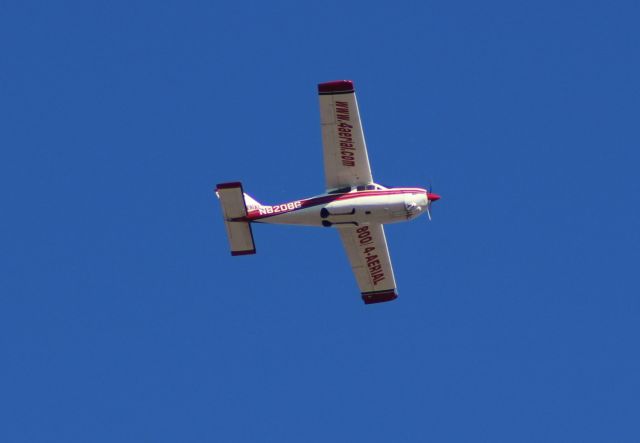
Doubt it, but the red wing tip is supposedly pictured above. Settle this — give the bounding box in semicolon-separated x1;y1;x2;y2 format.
318;80;354;94
231;249;256;256
216;181;243;190
361;290;398;304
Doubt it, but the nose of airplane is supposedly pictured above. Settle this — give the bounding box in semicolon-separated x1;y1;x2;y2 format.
427;193;441;202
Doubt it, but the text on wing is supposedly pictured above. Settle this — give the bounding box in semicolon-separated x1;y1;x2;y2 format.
336;101;355;167
356;226;386;285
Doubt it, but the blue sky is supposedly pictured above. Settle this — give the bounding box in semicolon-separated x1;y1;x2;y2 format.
2;1;639;441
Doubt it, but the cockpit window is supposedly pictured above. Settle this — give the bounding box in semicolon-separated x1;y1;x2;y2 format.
347;183;390;192
353;184;387;191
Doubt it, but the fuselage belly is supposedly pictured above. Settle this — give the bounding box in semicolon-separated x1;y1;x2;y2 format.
248;187;431;228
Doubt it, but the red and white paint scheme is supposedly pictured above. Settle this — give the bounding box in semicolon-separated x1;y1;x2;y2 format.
215;80;440;305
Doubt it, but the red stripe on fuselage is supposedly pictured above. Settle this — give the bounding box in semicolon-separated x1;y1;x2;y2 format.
247;188;425;221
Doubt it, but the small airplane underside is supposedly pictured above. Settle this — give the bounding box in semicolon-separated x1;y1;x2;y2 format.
215;80;440;305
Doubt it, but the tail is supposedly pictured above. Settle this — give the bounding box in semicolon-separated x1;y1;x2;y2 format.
215;182;256;256
242;192;263;212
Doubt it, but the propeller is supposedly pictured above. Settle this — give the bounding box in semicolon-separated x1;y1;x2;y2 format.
425;182;440;221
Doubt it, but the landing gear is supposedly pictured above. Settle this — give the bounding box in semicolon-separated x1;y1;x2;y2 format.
320;207;355;218
320;207;358;227
322;220;359;227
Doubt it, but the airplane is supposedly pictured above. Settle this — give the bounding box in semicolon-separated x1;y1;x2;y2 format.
215;80;440;304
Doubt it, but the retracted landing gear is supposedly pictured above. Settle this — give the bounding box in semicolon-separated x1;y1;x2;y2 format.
320;207;358;227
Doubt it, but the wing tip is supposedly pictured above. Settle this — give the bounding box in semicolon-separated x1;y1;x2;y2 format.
318;80;354;94
231;248;256;256
361;289;398;304
216;181;243;191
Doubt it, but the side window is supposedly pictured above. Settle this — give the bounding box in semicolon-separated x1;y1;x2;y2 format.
357;185;366;191
366;185;376;190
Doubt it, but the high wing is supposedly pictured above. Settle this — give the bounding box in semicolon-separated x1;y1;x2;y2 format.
337;224;398;304
318;80;373;191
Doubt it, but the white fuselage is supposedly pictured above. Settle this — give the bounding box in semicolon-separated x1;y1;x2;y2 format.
247;187;430;228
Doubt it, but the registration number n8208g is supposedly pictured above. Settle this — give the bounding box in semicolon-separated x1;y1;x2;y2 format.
258;201;302;215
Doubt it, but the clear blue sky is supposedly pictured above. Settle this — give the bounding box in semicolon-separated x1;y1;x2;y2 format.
2;1;639;441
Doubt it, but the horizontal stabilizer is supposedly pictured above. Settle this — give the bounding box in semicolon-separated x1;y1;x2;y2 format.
216;182;256;256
